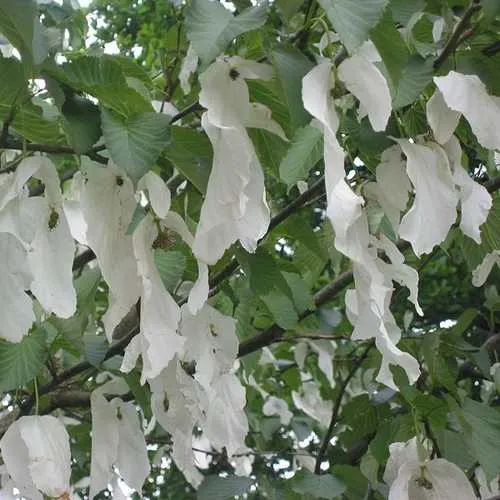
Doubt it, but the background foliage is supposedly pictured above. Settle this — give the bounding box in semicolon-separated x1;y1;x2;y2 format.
0;0;499;498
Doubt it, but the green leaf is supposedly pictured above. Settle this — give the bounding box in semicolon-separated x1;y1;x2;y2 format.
459;398;500;481
163;126;213;194
82;333;108;367
291;470;346;499
270;47;314;130
197;476;253;500
279;125;323;188
10;102;61;143
0;328;48;391
154;250;187;294
248;128;288;179
393;55;434;109
371;7;409;89
0;56;28;106
282;271;314;314
62;94;101;153
126;203;148;235
0;0;47;65
101;109;171;183
342;395;378;437
185;0;267;66
318;0;388;54
48;56;153;117
236;247;298;329
456;51;500;97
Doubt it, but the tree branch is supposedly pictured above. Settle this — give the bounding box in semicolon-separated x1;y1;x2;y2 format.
238;269;353;357
4;139;108;164
314;341;374;474
434;1;481;69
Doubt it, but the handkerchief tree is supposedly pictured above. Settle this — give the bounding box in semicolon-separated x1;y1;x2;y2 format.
0;0;499;498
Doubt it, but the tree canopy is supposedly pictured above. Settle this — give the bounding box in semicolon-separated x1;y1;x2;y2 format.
0;0;499;498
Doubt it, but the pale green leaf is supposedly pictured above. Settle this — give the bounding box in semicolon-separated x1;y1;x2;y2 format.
318;0;388;54
0;0;47;65
460;398;500;481
197;476;253;500
0;328;48;391
185;0;267;65
270;47;314;130
392;55;434;109
101;109;171;183
82;333;108;367
163;126;212;194
279;125;323;188
154;250;187;293
371;7;409;89
62;95;101;153
291;470;346;499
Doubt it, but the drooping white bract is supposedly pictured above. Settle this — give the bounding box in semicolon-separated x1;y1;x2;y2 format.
150;359;205;487
292;381;333;428
89;375;150;498
397;140;458;256
373;235;423;316
444;136;492;244
0;233;35;342
434;71;500;150
203;373;249;457
77;161;140;340
346;258;421;390
124;214;185;382
384;437;476;500
180;303;249;457
193;56;285;265
307;340;335;387
302;61;368;261
426;89;461;145
179;43;199;95
0;157;76;320
137;171;172;219
262;396;293;425
180;303;238;389
338;52;392;132
0;415;71;500
302;63;420;388
472;251;500;287
28;159;77;318
370;145;412;231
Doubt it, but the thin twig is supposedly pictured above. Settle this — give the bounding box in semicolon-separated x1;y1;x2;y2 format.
434;1;481;69
314;341;374;474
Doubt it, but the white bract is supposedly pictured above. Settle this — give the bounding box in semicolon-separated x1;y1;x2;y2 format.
125;214;185;381
77;161;140;341
444;136;492;243
89;376;150;498
338;52;392;132
0;415;71;500
434;71;500;150
302;63;421;388
472;250;500;287
384;437;476;500
371;145;412;231
0;156;77;340
179;43;199;95
398;140;458;256
180;303;238;389
193;56;286;265
426;89;460;144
